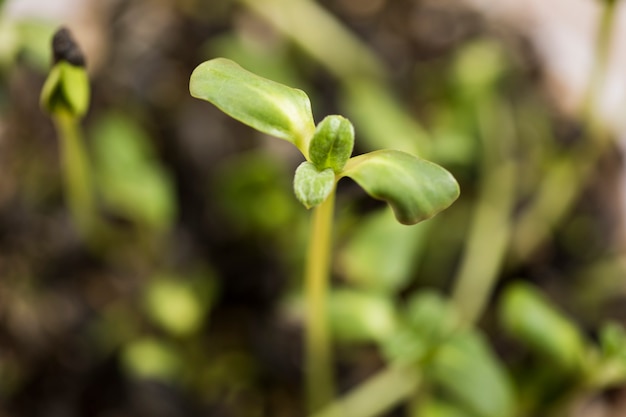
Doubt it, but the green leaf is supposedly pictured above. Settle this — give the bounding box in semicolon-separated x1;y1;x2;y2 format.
341;150;460;225
328;289;397;343
189;58;316;154
382;291;458;365
293;161;335;209
600;321;626;360
121;338;181;381
214;151;298;234
430;331;516;417
404;292;459;341
499;282;587;372
40;60;90;118
309;115;354;172
416;398;477;417
144;274;214;338
339;208;430;293
92;113;176;232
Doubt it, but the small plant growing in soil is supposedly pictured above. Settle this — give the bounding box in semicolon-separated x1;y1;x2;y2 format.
40;27;95;238
189;57;460;412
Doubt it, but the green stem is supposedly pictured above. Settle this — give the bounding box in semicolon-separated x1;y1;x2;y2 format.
451;161;516;325
451;97;517;325
54;110;95;238
305;189;337;414
511;0;618;263
238;0;383;79
310;364;421;417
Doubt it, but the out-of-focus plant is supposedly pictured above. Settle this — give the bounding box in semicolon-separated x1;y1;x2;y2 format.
39;27;177;248
189;57;460;413
40;27;95;239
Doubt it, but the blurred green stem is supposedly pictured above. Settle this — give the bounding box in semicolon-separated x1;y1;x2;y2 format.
451;97;517;325
305;189;336;414
54;110;96;237
511;0;617;262
451;162;516;325
238;0;383;79
311;364;421;417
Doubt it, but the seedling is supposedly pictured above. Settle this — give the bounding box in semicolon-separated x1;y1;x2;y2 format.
40;27;94;238
189;58;459;412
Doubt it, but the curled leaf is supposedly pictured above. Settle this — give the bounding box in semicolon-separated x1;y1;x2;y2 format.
189;58;316;154
309;115;354;173
341;150;460;225
293;161;335;209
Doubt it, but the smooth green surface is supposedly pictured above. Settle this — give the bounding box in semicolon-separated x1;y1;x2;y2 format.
190;58;316;155
328;289;397;343
40;61;90;118
305;190;337;413
340;78;431;157
341;150;460;225
338;208;430;293
500;282;587;371
416;399;475;417
122;338;181;381
382;291;458;365
311;364;420;417
144;277;207;337
92;113;176;232
430;331;515;417
54;111;96;238
293;161;335;209
309;115;354;173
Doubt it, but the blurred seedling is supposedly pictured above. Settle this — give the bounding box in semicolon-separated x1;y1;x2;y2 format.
189;58;460;413
40;28;177;249
40;27;94;239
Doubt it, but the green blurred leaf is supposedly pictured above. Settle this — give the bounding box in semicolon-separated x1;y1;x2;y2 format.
190;57;316;154
499;282;587;372
452;39;507;98
0;18;20;69
416;398;475;417
594;321;626;386
341;150;459;225
429;108;478;167
338;208;430;293
16;21;56;69
382;291;458;365
92;113;176;232
340;78;431;157
430;331;516;417
40;60;90;118
382;326;429;366
144;274;215;338
404;291;459;340
600;321;626;360
293;161;335;209
328;289;397;343
214;151;298;234
122;338;181;381
309;115;354;173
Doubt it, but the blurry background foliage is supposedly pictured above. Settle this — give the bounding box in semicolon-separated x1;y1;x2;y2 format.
2;0;626;416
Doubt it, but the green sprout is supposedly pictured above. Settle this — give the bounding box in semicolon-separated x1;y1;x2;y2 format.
189;57;460;412
40;27;94;239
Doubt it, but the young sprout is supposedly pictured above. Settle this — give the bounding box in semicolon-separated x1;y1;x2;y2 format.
40;27;94;239
189;58;460;412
